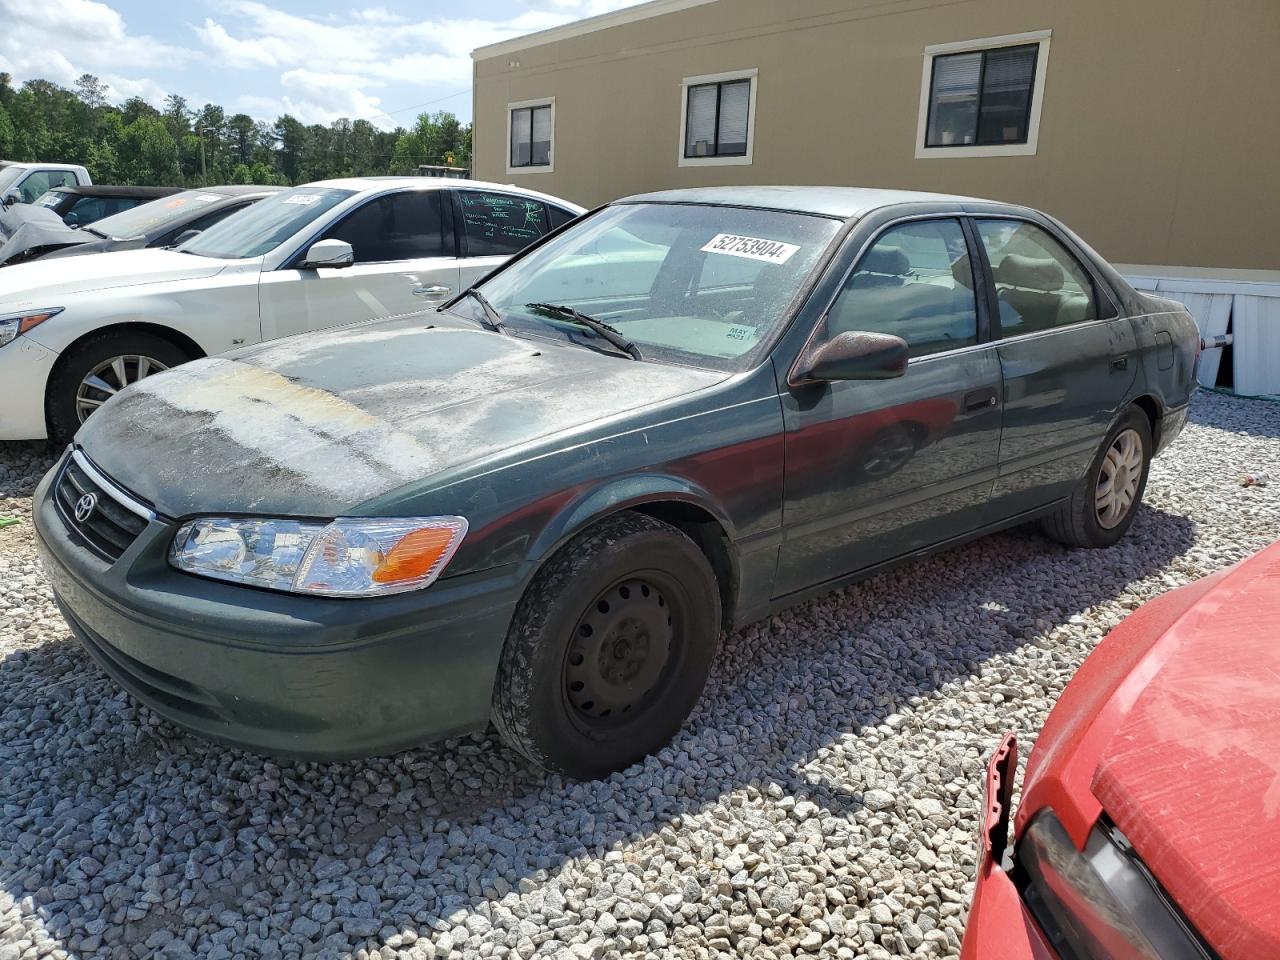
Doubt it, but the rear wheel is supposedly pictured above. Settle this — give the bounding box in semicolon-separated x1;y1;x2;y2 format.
46;330;189;443
491;512;721;779
1042;407;1152;548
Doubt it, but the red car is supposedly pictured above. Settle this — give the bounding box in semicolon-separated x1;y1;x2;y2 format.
962;541;1280;960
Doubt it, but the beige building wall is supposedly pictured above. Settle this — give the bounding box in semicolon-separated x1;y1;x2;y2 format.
473;0;1279;271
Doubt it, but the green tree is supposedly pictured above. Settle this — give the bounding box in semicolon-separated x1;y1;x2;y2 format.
118;115;181;185
74;74;110;110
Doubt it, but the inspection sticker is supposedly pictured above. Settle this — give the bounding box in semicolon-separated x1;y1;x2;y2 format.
195;194;222;202
701;233;800;264
283;194;322;205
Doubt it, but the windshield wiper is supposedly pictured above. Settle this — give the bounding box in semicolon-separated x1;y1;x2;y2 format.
525;302;642;360
450;288;507;334
83;226;107;239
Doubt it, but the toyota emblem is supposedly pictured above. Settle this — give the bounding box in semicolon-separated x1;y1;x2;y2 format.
74;492;98;523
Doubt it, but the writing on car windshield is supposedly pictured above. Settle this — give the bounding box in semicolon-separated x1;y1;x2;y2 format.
178;187;354;260
452;202;841;372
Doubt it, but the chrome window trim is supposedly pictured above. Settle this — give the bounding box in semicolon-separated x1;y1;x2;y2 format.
71;449;156;523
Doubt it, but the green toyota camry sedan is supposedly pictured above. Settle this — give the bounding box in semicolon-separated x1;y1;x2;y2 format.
34;186;1199;779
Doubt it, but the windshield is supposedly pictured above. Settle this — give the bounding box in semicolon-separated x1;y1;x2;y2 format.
452;202;842;372
91;190;225;240
34;190;68;211
178;186;353;259
0;167;24;195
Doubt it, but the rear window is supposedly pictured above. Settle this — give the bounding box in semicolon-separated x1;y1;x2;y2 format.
91;190;226;240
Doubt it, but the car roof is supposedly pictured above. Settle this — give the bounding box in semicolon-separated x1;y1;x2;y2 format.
0;161;84;172
194;184;288;197
618;185;995;219
302;176;587;212
54;185;182;199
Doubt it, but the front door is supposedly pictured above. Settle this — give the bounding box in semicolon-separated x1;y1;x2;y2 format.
258;189;460;342
776;218;1003;597
972;218;1138;516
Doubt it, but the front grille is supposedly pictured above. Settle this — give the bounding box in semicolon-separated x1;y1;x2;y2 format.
53;452;153;561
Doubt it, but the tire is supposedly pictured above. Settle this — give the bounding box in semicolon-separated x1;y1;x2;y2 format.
46;330;191;444
1042;407;1152;548
491;511;722;779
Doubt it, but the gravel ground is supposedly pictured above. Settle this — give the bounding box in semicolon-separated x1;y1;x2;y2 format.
1;391;1277;960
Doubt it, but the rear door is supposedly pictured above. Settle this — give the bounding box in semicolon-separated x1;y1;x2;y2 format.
775;216;1003;596
971;217;1137;517
454;189;567;289
258;188;460;340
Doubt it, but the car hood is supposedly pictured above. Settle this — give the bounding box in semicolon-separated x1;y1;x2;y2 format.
0;208;84;265
0;247;228;304
1088;543;1280;959
77;314;725;517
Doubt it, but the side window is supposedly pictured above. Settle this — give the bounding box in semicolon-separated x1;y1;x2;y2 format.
322;191;447;263
975;220;1096;335
547;205;578;230
459;191;549;257
19;171;73;203
825;218;978;358
65;197;110;224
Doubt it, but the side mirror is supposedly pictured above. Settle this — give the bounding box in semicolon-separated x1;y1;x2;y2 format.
792;330;909;385
301;238;354;269
170;229;201;247
1;191;18;207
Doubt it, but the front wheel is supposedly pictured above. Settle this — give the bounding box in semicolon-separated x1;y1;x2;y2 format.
1042;407;1152;548
46;330;190;443
491;512;721;779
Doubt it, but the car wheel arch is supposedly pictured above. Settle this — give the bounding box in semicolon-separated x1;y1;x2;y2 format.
1130;393;1163;445
525;477;739;630
49;321;206;373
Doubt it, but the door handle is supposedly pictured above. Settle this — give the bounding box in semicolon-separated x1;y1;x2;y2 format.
413;284;452;300
963;387;999;413
1110;355;1129;371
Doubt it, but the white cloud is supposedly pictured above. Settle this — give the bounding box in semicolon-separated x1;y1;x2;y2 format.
0;0;196;100
0;0;652;127
193;1;648;127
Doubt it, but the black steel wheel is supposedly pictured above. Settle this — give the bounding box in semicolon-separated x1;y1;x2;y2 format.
492;512;721;779
563;575;679;725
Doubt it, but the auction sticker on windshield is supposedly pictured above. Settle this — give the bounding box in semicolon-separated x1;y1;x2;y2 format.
700;233;800;264
283;194;322;205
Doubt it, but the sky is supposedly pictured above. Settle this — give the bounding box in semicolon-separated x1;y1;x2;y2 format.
0;0;648;128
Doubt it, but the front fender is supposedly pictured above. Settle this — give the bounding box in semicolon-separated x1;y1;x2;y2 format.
528;472;737;564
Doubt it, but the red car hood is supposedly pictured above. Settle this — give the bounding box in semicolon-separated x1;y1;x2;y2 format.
1074;543;1280;959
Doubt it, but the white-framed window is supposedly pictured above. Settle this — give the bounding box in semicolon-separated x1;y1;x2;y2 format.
678;68;757;167
915;30;1051;159
507;97;555;174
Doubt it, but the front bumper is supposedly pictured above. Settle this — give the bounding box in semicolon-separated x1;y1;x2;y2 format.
33;459;524;759
0;335;58;440
962;860;1057;960
961;734;1057;960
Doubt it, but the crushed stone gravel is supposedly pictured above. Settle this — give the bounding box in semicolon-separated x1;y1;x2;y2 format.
1;391;1277;960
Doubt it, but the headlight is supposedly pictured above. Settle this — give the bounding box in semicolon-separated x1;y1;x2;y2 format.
0;307;63;347
170;516;468;597
1016;812;1214;959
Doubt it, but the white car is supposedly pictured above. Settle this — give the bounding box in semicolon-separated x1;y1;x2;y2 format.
0;162;92;206
0;177;584;441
